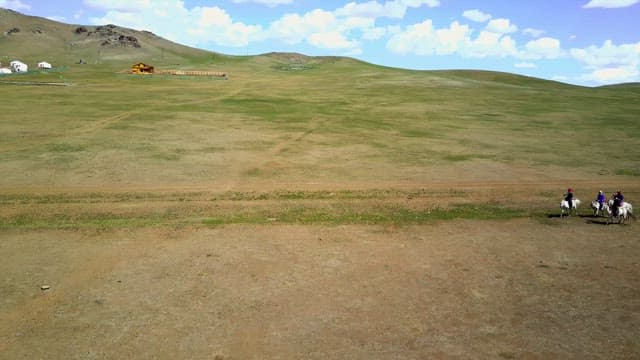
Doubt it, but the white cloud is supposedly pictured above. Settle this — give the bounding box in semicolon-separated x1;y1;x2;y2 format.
83;0;152;11
336;0;440;19
342;16;376;30
335;1;386;18
199;7;232;28
523;37;564;59
193;7;263;47
90;3;264;48
386;19;434;55
387;20;471;56
386;25;402;35
515;62;537;68
436;21;471;54
362;27;387;40
571;40;640;84
485;18;518;34
465;31;518;58
308;31;359;50
579;66;639;83
386;19;519;58
267;9;337;45
231;0;294;6
0;0;30;10
80;0;444;55
571;40;640;68
462;9;491;22
387;18;569;61
523;28;545;38
583;0;640;8
265;6;397;53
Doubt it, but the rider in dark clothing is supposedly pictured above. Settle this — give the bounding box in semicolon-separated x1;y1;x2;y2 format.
565;188;574;210
612;191;624;216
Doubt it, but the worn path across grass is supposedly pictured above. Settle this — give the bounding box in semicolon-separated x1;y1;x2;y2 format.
2;180;638;230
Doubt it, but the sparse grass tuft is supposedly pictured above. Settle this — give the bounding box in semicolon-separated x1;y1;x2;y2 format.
201;203;526;227
615;168;640;177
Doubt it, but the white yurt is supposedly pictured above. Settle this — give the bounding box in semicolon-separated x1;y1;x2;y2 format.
38;61;52;69
10;60;28;72
0;68;12;74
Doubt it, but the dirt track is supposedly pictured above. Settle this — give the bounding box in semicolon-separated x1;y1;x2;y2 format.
1;208;639;359
1;180;639;359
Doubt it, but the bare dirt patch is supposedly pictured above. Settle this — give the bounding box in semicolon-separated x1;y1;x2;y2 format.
1;218;638;359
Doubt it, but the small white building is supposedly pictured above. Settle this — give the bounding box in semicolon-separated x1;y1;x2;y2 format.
38;61;52;69
10;60;28;72
0;68;12;74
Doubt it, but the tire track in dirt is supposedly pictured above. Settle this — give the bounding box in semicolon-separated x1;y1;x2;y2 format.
1;83;247;156
71;111;133;136
68;83;247;136
1;179;638;197
271;118;326;155
222;117;328;190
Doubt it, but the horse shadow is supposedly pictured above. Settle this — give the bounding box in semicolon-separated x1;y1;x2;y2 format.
585;218;609;225
547;213;613;226
546;213;593;219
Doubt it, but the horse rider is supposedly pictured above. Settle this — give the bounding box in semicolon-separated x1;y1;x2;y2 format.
565;188;574;210
612;190;624;216
596;190;606;211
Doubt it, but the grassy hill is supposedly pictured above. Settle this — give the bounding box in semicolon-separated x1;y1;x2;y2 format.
1;8;639;205
0;8;222;67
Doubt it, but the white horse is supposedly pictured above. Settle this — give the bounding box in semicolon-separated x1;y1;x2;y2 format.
606;205;629;224
560;199;580;218
607;200;635;223
591;200;609;217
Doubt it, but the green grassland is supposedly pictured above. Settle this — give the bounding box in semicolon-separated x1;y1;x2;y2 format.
2;56;638;187
1;9;639;228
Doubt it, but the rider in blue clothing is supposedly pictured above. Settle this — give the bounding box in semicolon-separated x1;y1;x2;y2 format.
596;190;606;211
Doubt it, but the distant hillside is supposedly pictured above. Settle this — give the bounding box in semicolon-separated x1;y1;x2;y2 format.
0;8;221;67
3;7;638;88
597;82;640;91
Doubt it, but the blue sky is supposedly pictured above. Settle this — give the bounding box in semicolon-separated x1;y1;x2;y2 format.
2;0;639;86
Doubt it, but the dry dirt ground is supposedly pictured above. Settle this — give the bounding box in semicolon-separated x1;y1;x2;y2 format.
1;195;639;359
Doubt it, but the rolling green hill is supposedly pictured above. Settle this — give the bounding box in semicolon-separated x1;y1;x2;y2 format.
1;8;639;193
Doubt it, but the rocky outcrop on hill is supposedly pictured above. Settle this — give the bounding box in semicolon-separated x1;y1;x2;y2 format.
74;24;141;48
101;34;141;48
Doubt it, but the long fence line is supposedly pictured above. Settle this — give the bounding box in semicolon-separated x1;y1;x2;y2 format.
120;68;228;80
117;73;228;81
154;69;227;78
